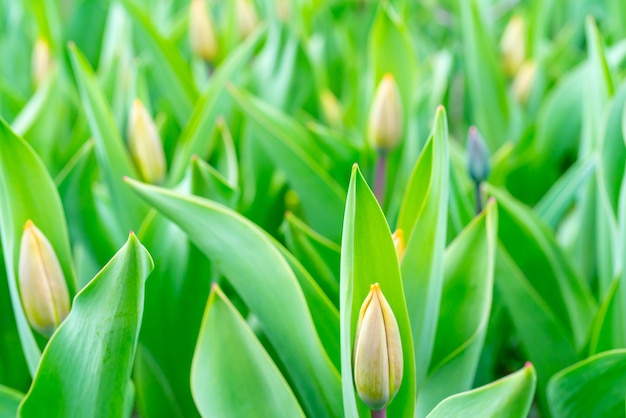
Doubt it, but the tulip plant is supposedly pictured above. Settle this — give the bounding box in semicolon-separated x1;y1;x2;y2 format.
1;0;626;417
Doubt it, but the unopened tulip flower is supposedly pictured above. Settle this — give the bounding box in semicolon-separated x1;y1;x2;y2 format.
353;283;403;412
320;89;343;129
19;220;70;337
127;99;167;184
236;0;258;39
500;15;526;76
466;126;490;184
392;229;405;262
32;37;53;87
189;0;218;62
512;61;537;105
367;74;403;153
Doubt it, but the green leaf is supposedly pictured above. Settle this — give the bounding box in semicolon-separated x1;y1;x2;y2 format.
417;200;497;415
229;85;346;241
69;44;148;238
396;106;449;389
0;117;76;375
340;165;416;418
168;28;266;184
426;364;536;418
190;157;240;208
587;277;622;355
18;233;154;417
121;0;196;125
126;179;342;417
191;285;305;418
0;385;22;418
548;349;626;418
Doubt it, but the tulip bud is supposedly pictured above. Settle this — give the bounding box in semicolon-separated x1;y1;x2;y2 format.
500;15;526;76
353;283;403;411
466;126;490;184
127;99;167;184
512;61;537;105
236;0;258;39
18;220;70;337
189;0;218;62
320;89;343;129
368;74;403;153
392;229;405;262
32;37;53;87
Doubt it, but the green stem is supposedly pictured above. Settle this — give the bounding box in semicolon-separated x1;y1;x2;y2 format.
474;180;483;214
371;408;387;418
374;152;388;206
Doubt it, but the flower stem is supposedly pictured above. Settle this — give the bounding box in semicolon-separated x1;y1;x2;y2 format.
371;408;387;418
474;180;483;215
374;152;388;206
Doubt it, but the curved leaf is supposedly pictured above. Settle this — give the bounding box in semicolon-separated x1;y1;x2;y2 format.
0;385;22;418
18;233;153;417
191;285;305;418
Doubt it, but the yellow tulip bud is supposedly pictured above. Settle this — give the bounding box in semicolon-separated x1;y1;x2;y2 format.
320;89;343;129
500;15;526;76
127;99;167;184
189;0;218;62
353;283;403;411
512;61;537;105
236;0;259;39
368;74;403;153
32;37;53;87
392;229;405;262
18;220;70;337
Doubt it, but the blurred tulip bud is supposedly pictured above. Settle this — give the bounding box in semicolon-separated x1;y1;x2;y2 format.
467;126;490;183
353;283;403;411
392;229;405;262
236;0;258;39
127;99;167;184
189;0;218;62
19;220;70;337
32;37;53;87
276;0;290;21
320;89;343;129
368;74;403;153
512;61;537;105
500;15;526;76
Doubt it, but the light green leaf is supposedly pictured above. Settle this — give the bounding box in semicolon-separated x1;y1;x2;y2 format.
191;285;305;418
340;165;416;418
0;118;76;375
426;364;536;418
0;385;23;418
396;106;449;389
190;157;240;208
126;179;342;417
18;233;154;417
69;44;148;238
548;349;626;418
417;200;497;415
229;85;346;241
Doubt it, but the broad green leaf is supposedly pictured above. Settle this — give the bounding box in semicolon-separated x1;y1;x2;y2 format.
168;27;266;184
282;212;340;304
0;118;76;375
340;165;416;418
459;0;509;150
229;85;346;241
548;349;626;418
69;44;148;238
121;0;196;125
417;200;497;415
600;82;626;212
535;156;595;229
0;385;22;418
191;285;305;418
587;277;622;355
126;179;342;417
486;184;596;348
426;364;536;418
18;233;154;417
396;106;449;389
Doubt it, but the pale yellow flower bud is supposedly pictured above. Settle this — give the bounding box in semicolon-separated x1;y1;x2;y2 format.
19;220;70;337
500;15;526;76
392;229;405;262
368;74;403;153
353;283;403;411
236;0;259;39
320;89;343;129
127;99;167;184
512;61;537;105
32;37;53;87
189;0;218;62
